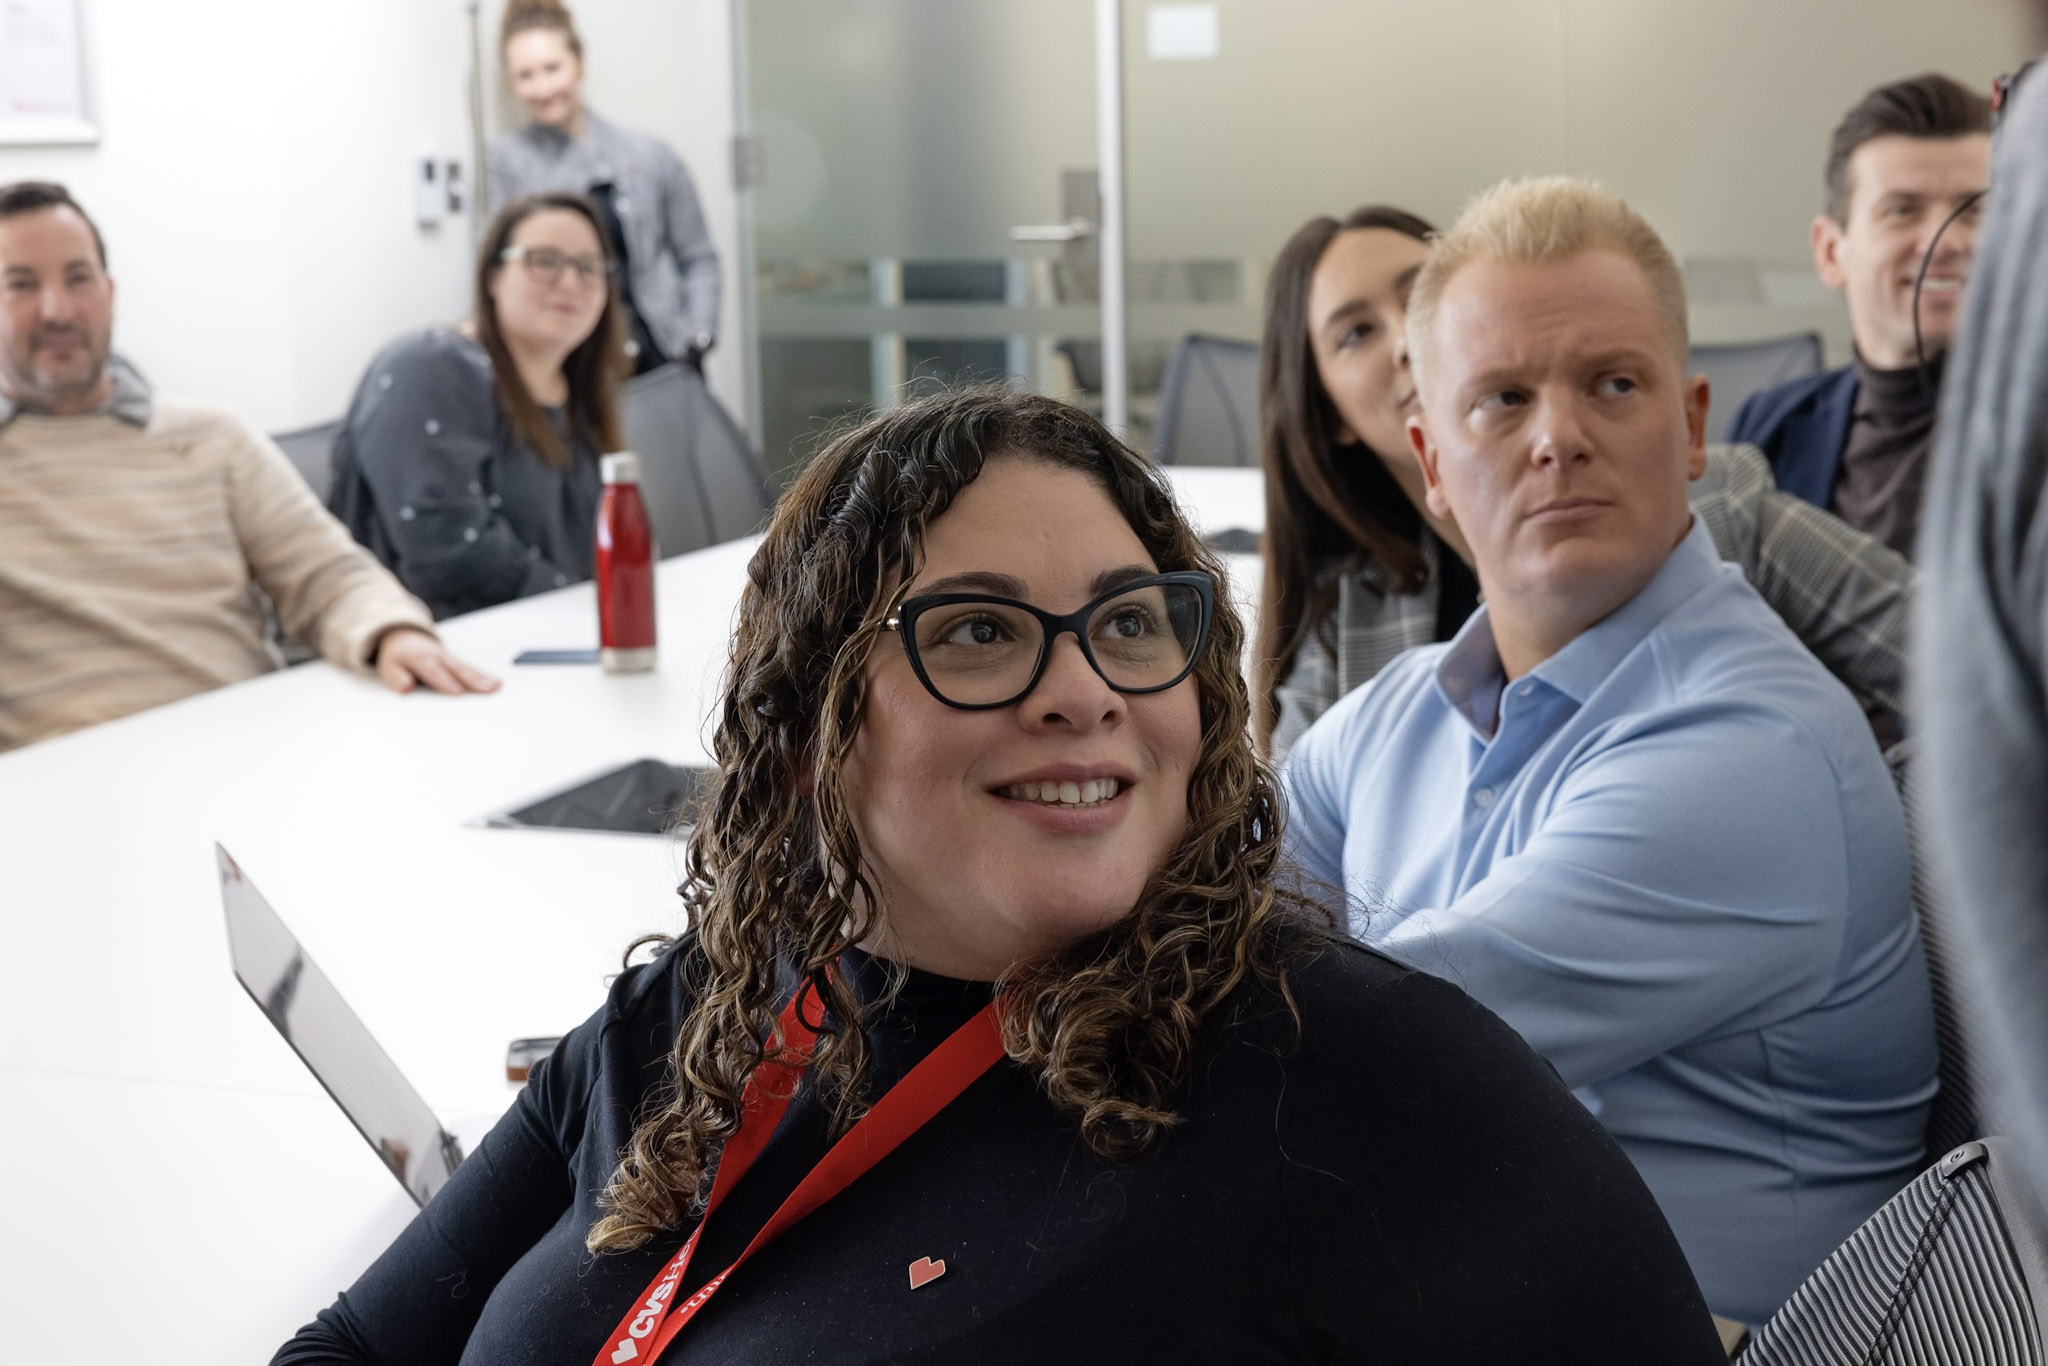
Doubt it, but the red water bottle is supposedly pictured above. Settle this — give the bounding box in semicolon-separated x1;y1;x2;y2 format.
595;452;657;672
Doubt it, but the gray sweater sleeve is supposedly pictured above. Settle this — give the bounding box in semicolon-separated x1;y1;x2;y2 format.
339;333;578;617
485;136;522;214
657;142;721;344
1916;73;2048;1177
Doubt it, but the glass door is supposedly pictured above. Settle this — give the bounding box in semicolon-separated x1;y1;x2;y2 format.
734;0;1140;481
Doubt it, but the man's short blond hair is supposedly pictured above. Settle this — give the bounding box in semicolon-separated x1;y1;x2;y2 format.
1407;176;1689;390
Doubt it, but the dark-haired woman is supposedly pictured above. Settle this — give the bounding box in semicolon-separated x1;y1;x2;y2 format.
489;0;718;374
328;193;623;620
275;387;1725;1364
1259;207;1915;757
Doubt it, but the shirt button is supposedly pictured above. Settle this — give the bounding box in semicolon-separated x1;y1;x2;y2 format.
554;573;568;586
398;505;416;521
468;480;482;494
616;196;632;214
463;527;480;543
1473;787;1496;809
425;419;441;435
488;494;503;508
378;373;393;390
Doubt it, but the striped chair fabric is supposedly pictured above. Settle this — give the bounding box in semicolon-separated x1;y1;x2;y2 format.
1742;1139;2047;1365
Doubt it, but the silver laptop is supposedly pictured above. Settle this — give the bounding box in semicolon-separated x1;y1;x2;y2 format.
217;843;462;1206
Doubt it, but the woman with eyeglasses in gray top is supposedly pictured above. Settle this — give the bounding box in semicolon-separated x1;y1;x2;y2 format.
327;193;625;619
489;0;719;376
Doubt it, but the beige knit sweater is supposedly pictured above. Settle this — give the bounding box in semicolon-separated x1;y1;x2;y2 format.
0;399;434;750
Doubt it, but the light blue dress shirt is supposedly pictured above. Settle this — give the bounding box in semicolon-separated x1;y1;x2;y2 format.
1282;519;1935;1325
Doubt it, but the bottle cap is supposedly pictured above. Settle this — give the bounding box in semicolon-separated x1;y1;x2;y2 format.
600;451;642;485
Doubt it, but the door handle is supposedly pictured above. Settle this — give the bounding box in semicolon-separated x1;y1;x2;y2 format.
1009;217;1098;243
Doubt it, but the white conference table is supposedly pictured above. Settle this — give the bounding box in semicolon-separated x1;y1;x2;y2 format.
0;465;1261;1360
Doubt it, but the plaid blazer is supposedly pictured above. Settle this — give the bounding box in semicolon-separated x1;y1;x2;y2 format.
1269;443;1914;760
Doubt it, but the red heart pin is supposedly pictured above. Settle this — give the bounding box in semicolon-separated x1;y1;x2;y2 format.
907;1255;947;1290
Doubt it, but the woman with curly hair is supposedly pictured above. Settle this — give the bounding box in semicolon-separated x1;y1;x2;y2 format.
274;388;1723;1363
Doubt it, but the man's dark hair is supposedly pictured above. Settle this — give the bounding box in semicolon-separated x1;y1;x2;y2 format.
0;180;107;268
1825;74;1992;222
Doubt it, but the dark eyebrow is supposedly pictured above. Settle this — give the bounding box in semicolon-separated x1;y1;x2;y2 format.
1089;564;1159;597
1392;263;1422;300
913;570;1028;598
1318;298;1373;336
910;563;1157;602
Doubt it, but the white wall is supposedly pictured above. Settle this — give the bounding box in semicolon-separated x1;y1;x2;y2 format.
0;0;742;434
1;0;477;431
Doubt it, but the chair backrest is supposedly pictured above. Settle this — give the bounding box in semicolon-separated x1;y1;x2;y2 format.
1689;332;1825;444
1153;333;1260;467
620;362;773;557
270;419;343;504
1889;739;1995;1159
1742;1137;2048;1365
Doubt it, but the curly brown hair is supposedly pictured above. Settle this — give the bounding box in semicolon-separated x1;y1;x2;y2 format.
588;386;1318;1254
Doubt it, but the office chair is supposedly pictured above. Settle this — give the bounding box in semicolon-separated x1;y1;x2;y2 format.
270;419;344;504
1689;333;1825;443
620;362;773;557
1742;1137;2048;1365
1153;333;1259;467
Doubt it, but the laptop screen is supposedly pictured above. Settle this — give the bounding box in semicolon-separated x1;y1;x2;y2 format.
217;843;461;1206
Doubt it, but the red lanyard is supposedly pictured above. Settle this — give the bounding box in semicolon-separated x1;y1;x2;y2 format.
594;980;1006;1366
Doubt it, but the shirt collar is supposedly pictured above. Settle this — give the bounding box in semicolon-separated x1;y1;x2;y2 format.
0;354;153;428
1853;346;1943;418
1435;516;1723;729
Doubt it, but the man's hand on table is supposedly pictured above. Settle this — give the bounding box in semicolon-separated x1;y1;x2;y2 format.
372;627;501;696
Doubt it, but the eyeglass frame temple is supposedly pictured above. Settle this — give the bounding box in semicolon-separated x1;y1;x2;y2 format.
880;570;1215;712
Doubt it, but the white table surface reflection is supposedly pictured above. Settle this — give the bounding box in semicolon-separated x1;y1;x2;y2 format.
0;465;1263;1358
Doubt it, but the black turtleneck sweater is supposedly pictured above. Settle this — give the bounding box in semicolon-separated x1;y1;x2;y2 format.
1836;351;1945;559
272;923;1723;1364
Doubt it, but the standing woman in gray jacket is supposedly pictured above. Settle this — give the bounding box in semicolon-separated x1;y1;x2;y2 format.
490;0;720;375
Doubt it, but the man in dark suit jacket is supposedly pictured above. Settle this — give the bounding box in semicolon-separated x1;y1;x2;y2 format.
1729;74;1989;559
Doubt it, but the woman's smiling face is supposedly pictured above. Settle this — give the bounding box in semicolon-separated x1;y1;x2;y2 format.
843;455;1203;980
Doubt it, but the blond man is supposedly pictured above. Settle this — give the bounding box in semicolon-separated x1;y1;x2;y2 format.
1282;177;1934;1325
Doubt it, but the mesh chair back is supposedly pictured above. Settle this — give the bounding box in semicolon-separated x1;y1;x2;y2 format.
1154;333;1260;467
1690;333;1825;443
1742;1138;2048;1365
620;362;773;557
270;420;343;503
1888;740;1994;1158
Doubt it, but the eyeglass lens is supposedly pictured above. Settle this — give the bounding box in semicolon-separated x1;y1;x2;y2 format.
516;247;608;285
910;581;1205;706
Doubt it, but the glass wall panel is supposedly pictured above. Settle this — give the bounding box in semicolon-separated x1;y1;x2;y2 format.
739;0;2032;475
1120;0;2031;432
743;0;1110;478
